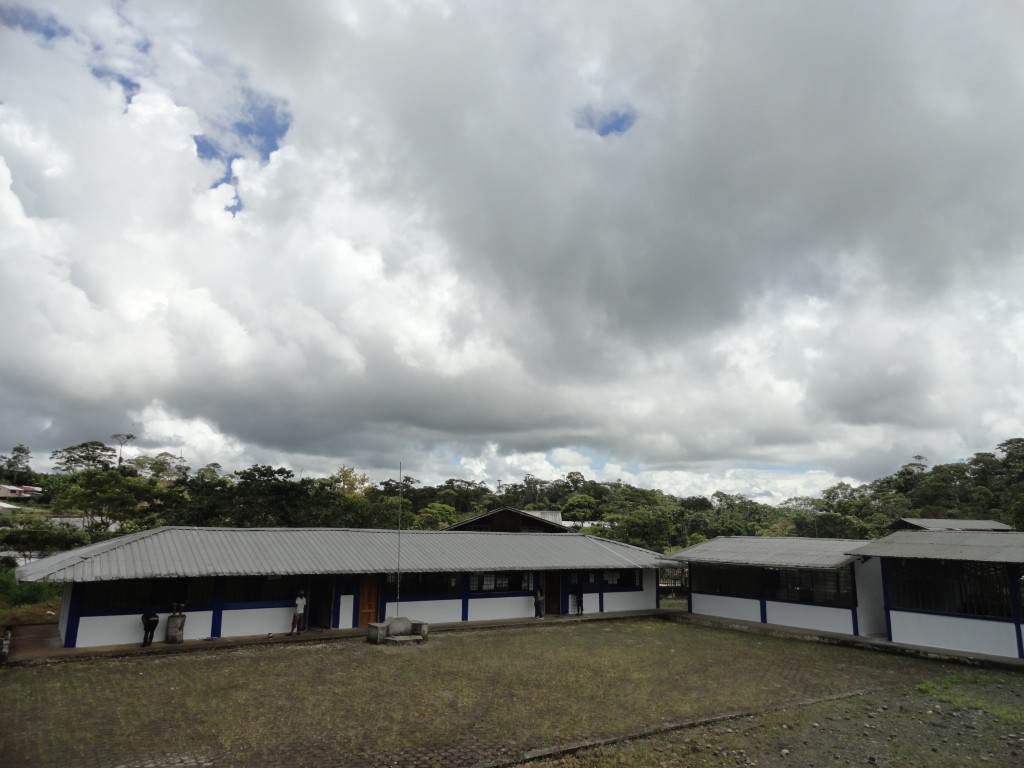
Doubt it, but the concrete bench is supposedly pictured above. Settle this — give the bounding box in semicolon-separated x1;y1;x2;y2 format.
366;617;429;645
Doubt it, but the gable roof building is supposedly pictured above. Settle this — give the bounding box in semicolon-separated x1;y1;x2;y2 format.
664;536;886;638
18;526;663;649
847;531;1024;659
445;507;570;533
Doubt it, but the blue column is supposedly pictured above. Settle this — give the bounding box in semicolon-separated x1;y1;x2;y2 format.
210;577;224;639
331;575;342;630
1007;564;1023;659
64;583;83;648
880;559;893;642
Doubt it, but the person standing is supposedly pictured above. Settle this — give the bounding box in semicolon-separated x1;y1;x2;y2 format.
572;582;584;615
141;612;159;647
290;590;307;636
534;587;545;619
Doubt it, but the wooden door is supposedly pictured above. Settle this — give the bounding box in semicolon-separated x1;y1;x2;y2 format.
358;576;380;627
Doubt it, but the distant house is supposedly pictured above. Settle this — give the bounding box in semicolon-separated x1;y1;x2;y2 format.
16;526;663;649
892;518;1012;533
0;501;19;514
0;485;24;499
664;536;886;638
848;531;1024;659
446;507;570;533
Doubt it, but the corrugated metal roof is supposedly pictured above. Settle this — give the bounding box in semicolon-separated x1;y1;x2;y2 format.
847;531;1024;563
16;526;664;583
662;536;864;569
896;518;1013;532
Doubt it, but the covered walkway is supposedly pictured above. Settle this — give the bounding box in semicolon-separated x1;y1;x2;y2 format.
4;608;675;665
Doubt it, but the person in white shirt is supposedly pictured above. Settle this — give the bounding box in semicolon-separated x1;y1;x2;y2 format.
290;590;307;636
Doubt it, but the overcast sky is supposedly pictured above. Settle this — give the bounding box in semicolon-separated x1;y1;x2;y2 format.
2;1;1023;503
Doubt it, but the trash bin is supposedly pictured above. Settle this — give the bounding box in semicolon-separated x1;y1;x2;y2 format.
165;605;186;644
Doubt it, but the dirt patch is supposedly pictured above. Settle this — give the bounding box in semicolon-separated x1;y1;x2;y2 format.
532;671;1024;767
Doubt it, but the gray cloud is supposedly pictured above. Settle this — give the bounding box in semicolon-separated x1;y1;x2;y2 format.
1;0;1023;502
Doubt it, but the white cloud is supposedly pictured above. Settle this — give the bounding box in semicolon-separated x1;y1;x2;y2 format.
3;1;1024;504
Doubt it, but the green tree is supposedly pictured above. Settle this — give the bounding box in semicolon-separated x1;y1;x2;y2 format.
50;441;117;473
50;468;161;531
412;502;457;530
230;465;302;527
604;506;675;551
791;512;868;539
127;452;189;483
1;444;34;484
561;493;599;522
330;465;372;497
0;514;91;557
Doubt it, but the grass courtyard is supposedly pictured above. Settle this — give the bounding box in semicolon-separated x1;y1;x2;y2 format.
1;618;1021;767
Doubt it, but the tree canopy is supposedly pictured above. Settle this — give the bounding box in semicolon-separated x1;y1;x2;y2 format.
7;437;1024;556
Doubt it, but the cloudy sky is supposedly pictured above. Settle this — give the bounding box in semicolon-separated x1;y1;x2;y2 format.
2;1;1024;502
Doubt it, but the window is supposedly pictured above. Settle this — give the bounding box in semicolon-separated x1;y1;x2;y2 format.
601;569;642;590
81;578;217;611
386;572;461;598
766;567;854;608
468;571;535;593
223;576;294;604
690;564;761;599
82;580;152;611
888;559;1011;619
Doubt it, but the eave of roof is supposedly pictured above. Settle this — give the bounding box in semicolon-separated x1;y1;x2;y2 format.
848;530;1024;563
896;517;1012;532
663;536;865;569
16;526;664;583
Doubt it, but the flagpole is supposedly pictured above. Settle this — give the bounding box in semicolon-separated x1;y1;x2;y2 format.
396;461;403;616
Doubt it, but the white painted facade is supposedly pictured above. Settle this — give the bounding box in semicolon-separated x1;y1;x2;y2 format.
853;557;887;636
604;576;657;612
888;611;1020;658
75;611;215;648
221;607;294;638
57;569;659;648
467;595;536;622
764;601;854;634
690;593;762;623
384;599;463;624
687;558;887;639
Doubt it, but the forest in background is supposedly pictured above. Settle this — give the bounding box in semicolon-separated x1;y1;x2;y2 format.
2;437;1024;559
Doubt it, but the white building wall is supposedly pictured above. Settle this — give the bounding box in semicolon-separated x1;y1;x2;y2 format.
580;593;598;614
76;611;214;648
469;595;535;621
691;593;762;622
603;572;658;612
337;594;355;629
854;558;886;636
384;599;462;624
765;601;853;634
889;611;1020;658
221;607;293;637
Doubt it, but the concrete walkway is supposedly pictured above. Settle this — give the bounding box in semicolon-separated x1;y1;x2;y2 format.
4;609;673;665
7;607;1024;672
